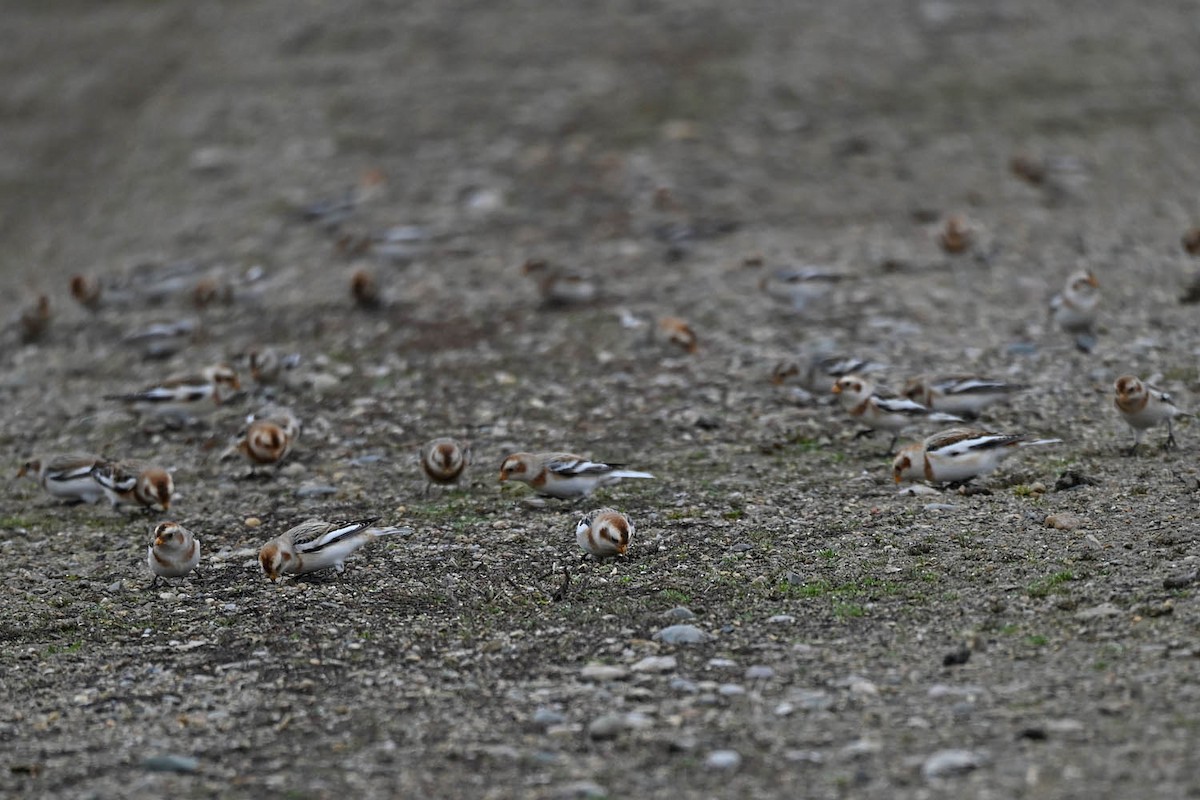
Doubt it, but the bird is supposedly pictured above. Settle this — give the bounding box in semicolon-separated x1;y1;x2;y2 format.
105;364;242;419
91;459;174;511
832;375;962;454
658;316;698;354
1050;269;1100;352
498;452;654;499
893;428;1062;486
17;453;106;504
231;408;301;472
575;508;635;559
900;375;1028;419
1114;375;1181;454
420;438;470;493
772;353;886;394
258;517;411;582
521;259;599;308
759;266;845;313
146;521;201;588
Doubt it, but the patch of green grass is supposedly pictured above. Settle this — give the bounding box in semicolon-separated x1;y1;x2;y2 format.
721;509;744;521
999;623;1020;635
0;515;33;529
45;641;83;656
818;549;838;561
1027;570;1075;598
791;437;823;453
833;602;866;619
659;588;691;605
1026;634;1049;647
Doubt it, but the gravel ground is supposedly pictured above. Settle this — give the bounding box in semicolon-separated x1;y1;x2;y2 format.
2;2;1200;798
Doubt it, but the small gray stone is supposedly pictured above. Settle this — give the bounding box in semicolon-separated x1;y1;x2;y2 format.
728;542;753;553
631;655;677;673
142;754;199;773
555;780;608;799
745;665;775;680
1075;602;1121;620
669;677;698;693
580;664;628;681
294;483;337;499
662;607;696;620
767;614;795;624
921;749;981;779
706;658;737;670
705;749;742;770
532;707;566;728
654;624;712;645
588;713;628;740
718;683;746;697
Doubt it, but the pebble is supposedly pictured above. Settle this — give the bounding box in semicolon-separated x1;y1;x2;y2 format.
745;665;775;680
767;614;795;624
1163;570;1198;589
924;503;959;512
294;483;337;499
921;749;982;779
669;677;698;693
142;754;199;773
580;664;628;681
1075;602;1121;620
555;780;608;799
706;658;737;670
662;607;696;620
244;517;262;528
631;655;677;673
718;683;746;697
653;624;712;645
728;542;753;553
1044;513;1080;531
587;713;627;740
705;750;742;770
532;708;566;728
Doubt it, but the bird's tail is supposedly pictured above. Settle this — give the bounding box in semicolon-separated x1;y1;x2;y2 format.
611;470;654;480
1019;438;1063;448
928;412;964;423
370;526;415;537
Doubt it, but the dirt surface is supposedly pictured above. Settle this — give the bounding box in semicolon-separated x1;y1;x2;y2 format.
2;1;1200;798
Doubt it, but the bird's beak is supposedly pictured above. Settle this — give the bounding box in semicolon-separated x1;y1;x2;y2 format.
498;471;508;482
1086;274;1099;288
831;382;842;394
893;471;902;484
15;467;26;479
160;500;170;511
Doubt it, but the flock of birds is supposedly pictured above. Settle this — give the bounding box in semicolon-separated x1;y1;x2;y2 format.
8;180;1194;595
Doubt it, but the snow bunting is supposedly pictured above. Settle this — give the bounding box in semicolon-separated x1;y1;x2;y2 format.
576;508;635;558
105;364;242;417
772;354;885;393
893;428;1062;486
1050;269;1100;352
258;517;411;582
658;316;698;354
146;521;200;587
938;215;973;254
91;460;174;511
420;437;470;493
832;375;962;454
901;375;1028;419
244;347;302;385
521;259;599;307
233;408;301;471
16;294;50;344
498;452;654;499
350;268;382;309
1114;375;1180;454
17;453;106;504
759;266;845;312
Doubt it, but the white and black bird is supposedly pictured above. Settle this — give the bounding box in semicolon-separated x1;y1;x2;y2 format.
258;517;411;582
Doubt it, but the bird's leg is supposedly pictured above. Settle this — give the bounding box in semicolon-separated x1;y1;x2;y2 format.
882;433;898;457
147;575;161;590
1164;419;1177;451
551;563;571;602
853;428;875;440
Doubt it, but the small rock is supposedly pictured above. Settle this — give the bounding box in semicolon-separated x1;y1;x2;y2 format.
555;780;608;799
706;658;737;670
921;749;981;779
653;624;712;645
924;503;959;512
1006;342;1038;356
717;683;746;697
532;708;566;728
662;607;696;620
899;484;941;497
669;677;698;693
1044;513;1080;531
728;542;753;553
1075;602;1121;620
745;665;775;680
580;664;628;682
631;655;677;673
279;463;306;477
1055;470;1100;491
774;702;795;716
587;713;627;740
943;645;971;666
244;517;262;528
767;614;795;624
295;483;337;499
705;750;742;770
1163;570;1198;589
142;754;199;773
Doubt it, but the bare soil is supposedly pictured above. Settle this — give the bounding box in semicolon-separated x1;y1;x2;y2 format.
2;2;1200;798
